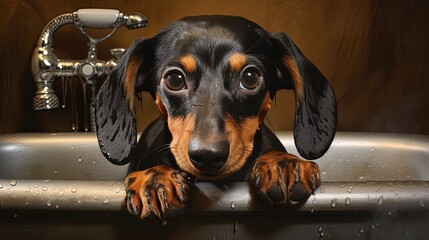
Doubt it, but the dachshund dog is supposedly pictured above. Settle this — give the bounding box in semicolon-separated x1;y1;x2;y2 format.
95;15;336;222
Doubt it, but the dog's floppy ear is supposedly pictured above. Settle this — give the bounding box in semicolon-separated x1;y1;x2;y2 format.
272;32;337;160
95;38;156;165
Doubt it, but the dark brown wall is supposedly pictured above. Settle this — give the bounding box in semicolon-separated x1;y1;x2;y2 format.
1;0;428;134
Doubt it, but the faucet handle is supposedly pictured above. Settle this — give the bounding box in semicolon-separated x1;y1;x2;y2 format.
73;9;147;60
75;9;147;29
76;9;121;28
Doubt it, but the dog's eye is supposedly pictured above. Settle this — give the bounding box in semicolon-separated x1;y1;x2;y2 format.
240;68;262;90
163;69;186;91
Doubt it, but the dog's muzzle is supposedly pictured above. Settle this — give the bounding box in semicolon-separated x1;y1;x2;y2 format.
188;137;229;175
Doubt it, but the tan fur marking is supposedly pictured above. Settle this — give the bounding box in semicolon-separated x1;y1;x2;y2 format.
155;94;168;121
168;115;199;177
258;92;272;124
229;53;247;72
124;59;139;111
222;114;259;176
180;54;197;73
220;92;271;177
283;57;304;101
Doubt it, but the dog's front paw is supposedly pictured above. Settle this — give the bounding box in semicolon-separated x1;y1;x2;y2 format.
125;165;190;223
250;151;321;206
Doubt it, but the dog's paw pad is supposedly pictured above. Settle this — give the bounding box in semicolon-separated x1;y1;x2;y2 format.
289;182;311;202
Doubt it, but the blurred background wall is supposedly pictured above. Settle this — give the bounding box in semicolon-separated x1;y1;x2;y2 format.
1;0;428;134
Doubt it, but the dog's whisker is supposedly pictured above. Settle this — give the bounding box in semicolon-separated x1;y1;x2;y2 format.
143;144;171;161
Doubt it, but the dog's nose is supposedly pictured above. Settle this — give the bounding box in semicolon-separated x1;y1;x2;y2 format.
188;138;229;173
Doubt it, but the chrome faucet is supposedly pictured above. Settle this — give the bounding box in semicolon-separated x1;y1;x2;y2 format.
31;9;147;130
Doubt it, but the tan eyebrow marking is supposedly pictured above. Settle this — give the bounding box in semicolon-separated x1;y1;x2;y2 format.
229;53;247;72
180;54;197;73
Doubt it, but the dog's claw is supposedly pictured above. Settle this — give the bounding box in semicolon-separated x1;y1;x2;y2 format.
126;190;140;215
250;151;321;206
254;172;261;188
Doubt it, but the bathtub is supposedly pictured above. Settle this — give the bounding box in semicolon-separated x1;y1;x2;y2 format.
1;132;428;239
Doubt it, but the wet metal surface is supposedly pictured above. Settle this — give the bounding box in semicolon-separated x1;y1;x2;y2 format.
1;132;429;239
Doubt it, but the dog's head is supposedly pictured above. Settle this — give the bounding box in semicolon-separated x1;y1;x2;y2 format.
95;15;336;180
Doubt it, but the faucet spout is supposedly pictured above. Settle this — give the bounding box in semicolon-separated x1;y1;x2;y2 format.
31;9;147;112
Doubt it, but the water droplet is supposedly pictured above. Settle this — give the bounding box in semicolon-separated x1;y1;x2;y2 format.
55;205;59;209
71;188;78;193
77;199;82;204
78;157;83;163
318;224;324;237
92;160;96;165
370;147;375;151
25;188;31;192
70;145;75;150
10;180;17;186
310;208;315;213
358;176;364;180
54;169;58;175
0;184;3;189
13;213;18;218
331;198;337;208
102;198;110;204
359;225;365;233
345;197;351;206
230;202;236;209
115;186;122;193
419;200;425;207
34;184;38;188
378;195;384;205
43;179;51;183
42;187;48;191
347;186;353;193
46;200;52;207
162;220;167;225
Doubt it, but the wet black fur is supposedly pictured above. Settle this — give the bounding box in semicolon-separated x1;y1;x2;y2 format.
95;15;337;180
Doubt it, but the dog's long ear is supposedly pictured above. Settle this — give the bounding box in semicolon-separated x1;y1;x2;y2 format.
272;32;337;160
95;38;156;165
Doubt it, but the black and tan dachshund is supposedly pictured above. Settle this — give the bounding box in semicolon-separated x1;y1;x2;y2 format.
95;15;336;222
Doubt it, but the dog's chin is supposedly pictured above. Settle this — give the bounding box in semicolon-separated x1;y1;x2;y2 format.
179;165;242;181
